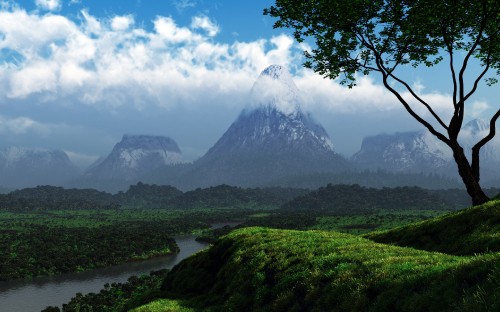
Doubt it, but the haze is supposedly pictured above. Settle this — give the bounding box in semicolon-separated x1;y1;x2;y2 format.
0;0;497;169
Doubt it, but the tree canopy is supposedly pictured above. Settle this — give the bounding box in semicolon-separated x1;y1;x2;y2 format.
265;0;500;205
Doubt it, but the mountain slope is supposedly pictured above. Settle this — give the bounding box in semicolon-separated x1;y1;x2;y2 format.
0;147;80;188
351;119;500;186
146;65;349;189
74;135;182;192
351;130;454;174
142;227;499;311
364;199;500;255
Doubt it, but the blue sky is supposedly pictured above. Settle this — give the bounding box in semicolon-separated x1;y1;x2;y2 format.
0;0;497;168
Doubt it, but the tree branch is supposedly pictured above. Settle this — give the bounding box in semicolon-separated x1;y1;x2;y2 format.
471;109;500;181
372;52;451;146
440;23;458;108
386;71;449;130
463;48;492;102
457;4;488;122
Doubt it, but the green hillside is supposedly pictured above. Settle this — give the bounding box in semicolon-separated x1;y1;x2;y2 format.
132;227;499;312
364;200;500;255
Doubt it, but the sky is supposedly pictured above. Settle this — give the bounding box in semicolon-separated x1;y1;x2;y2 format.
0;0;497;169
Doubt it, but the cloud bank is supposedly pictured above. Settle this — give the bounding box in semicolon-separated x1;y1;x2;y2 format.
0;6;476;112
0;6;493;124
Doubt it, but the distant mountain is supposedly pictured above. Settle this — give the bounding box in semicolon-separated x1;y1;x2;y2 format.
0;147;81;188
73;135;182;192
351;119;500;186
145;65;349;189
351;130;454;175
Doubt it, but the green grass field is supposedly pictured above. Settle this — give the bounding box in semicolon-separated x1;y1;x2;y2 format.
365;199;500;255
130;200;500;312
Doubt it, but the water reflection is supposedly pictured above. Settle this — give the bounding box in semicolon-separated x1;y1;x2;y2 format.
0;234;208;312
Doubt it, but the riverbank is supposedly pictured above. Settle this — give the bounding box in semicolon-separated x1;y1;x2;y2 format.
0;233;208;312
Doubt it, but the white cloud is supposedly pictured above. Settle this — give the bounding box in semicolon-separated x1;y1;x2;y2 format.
0;115;50;135
0;6;487;126
111;15;134;31
470;100;491;118
35;0;61;11
295;69;456;129
191;15;219;37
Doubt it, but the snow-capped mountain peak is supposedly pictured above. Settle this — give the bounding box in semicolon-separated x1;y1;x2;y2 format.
250;65;301;116
190;65;347;188
463;118;489;136
115;134;182;168
81;134;182;184
0;146;81;188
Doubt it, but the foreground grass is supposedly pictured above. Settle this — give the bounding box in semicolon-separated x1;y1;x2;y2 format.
131;299;195;312
311;209;448;234
148;227;499;312
365;200;500;255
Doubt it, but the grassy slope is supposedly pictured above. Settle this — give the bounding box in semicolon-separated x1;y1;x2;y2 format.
134;227;499;312
364;200;500;255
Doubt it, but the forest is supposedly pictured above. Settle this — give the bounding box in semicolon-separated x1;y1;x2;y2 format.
48;198;500;312
2;182;497;282
0;182;498;312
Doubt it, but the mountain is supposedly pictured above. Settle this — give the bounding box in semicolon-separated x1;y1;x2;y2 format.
351;118;500;186
351;130;454;174
146;65;349;189
0;147;81;188
74;135;182;192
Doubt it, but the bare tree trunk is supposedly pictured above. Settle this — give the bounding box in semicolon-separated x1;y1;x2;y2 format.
450;141;489;206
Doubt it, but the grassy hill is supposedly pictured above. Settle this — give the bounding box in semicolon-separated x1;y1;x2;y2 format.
54;199;500;312
364;200;500;255
131;226;499;312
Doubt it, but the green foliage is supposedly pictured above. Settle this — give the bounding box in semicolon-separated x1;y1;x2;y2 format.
42;269;170;312
282;184;453;213
131;299;195;312
157;227;499;311
265;0;499;87
164;184;308;210
268;170;463;190
312;209;448;235
116;182;183;209
0;222;178;281
0;185;118;211
365;200;500;255
0;184;308;212
265;0;500;206
0;208;253;281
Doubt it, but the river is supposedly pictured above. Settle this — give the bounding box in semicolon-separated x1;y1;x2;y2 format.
0;222;237;312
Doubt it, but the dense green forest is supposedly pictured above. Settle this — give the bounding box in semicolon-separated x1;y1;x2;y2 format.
282;184;451;213
133;201;500;311
0;186;119;211
2;182;493;282
0;184;309;212
0;222;177;280
0;183;472;280
0;208;252;281
29;186;499;311
2;183;496;213
42;269;170;312
267;170;463;190
116;183;309;210
2;182;499;311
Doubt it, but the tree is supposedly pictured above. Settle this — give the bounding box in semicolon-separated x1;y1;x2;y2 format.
264;0;499;205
